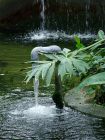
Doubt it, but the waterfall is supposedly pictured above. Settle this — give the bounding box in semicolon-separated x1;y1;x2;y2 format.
85;0;90;31
40;0;45;30
33;78;39;106
29;0;96;41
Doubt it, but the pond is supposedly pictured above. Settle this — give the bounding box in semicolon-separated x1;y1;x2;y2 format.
0;36;105;140
1;0;105;139
1;94;105;140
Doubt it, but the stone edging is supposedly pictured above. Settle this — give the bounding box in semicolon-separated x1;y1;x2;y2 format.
64;89;105;118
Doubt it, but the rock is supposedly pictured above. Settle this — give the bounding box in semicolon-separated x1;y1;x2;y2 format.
64;89;105;118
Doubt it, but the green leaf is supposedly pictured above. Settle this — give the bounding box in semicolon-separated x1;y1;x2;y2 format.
26;67;39;83
63;48;71;54
61;48;71;57
35;68;42;79
42;63;52;80
100;64;105;69
78;72;105;89
45;62;55;86
58;61;66;81
43;53;57;60
75;36;85;49
64;59;74;76
98;30;105;40
74;36;80;44
76;43;85;49
72;58;89;73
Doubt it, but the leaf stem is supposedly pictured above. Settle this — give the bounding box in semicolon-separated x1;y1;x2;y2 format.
78;38;105;53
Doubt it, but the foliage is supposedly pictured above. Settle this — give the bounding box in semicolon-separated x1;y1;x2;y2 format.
76;30;105;90
77;72;105;90
26;30;105;90
26;48;90;86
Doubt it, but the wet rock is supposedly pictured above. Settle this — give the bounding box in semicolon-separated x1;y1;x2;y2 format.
64;89;105;118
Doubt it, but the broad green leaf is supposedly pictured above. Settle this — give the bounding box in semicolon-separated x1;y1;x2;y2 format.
64;59;74;76
74;53;89;59
72;58;89;73
58;61;66;81
35;68;42;79
62;48;71;56
57;54;67;61
26;67;39;83
45;62;55;86
43;53;57;60
78;72;105;89
42;63;52;80
70;50;78;57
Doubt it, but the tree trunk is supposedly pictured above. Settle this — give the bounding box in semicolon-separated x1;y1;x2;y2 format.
52;66;64;109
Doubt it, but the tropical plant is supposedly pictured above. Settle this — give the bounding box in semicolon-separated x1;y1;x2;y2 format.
25;30;105;108
77;72;105;89
26;48;90;85
25;47;90;108
76;30;105;104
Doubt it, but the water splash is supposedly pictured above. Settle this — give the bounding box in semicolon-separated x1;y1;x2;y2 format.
11;104;69;118
85;0;90;31
26;30;96;41
23;105;69;118
33;78;39;106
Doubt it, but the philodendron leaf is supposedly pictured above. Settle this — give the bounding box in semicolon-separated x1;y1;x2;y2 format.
77;72;105;90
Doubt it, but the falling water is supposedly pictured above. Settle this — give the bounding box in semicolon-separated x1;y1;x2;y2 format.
28;0;96;41
85;0;90;31
33;78;39;106
40;0;45;30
